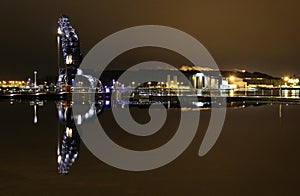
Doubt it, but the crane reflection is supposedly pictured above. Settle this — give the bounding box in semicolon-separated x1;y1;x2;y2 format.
56;100;104;175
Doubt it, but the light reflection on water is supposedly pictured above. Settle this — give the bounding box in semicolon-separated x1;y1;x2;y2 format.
1;98;300;194
0;98;290;174
220;89;300;97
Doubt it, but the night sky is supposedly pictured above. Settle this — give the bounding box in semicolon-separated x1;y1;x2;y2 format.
1;0;300;80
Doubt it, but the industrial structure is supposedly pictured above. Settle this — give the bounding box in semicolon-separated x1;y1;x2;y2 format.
57;15;102;92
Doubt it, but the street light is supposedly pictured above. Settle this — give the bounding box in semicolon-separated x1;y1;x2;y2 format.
57;36;61;77
34;71;37;88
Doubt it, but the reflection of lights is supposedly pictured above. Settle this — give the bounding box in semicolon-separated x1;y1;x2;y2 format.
57;145;60;156
88;109;94;116
57;155;62;163
104;87;110;93
283;90;289;98
77;69;83;75
33;105;38;124
193;102;204;107
66;127;73;137
105;100;110;106
77;115;82;125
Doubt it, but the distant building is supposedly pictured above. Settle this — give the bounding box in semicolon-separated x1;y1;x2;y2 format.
180;65;222;89
221;76;247;89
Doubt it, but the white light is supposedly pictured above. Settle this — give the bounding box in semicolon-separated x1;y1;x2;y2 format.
89;109;94;116
105;88;110;93
66;55;73;64
193;102;204;107
77;115;82;125
57;155;62;163
57;27;63;35
77;69;83;75
195;73;204;77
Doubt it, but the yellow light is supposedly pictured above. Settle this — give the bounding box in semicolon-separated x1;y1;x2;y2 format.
284;76;289;82
229;76;235;82
66;127;73;137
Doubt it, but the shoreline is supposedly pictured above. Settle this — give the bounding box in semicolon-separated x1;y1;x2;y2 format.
0;92;299;104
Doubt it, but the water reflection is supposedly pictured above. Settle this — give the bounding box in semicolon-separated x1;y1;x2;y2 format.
54;98;269;174
29;100;44;124
56;100;104;175
1;97;298;175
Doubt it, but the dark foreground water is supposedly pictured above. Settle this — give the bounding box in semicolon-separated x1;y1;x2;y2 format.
0;100;300;195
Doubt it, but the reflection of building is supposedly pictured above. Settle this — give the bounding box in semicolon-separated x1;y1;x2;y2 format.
57;101;80;175
56;100;104;175
57;124;80;175
29;100;44;124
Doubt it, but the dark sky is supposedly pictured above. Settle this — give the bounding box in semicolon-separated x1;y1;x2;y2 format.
0;0;300;80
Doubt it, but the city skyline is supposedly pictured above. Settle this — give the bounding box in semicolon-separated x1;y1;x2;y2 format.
1;1;300;194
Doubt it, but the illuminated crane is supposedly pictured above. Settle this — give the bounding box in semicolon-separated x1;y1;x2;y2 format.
57;15;82;88
57;15;103;93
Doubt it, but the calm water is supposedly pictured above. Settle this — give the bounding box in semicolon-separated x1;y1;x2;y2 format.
1;99;300;195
